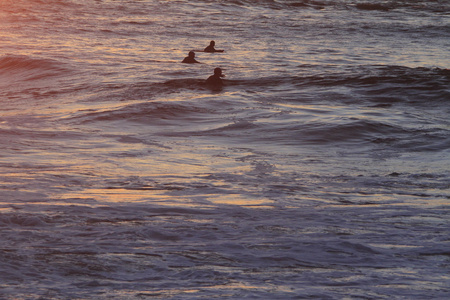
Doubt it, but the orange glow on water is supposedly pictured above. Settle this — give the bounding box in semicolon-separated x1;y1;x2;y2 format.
56;188;274;209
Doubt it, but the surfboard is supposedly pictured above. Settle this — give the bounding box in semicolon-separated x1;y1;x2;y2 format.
191;50;225;53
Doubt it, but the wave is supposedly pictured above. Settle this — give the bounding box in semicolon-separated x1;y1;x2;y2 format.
71;65;449;112
228;65;449;87
226;0;327;9
298;119;407;143
357;1;450;13
299;120;450;152
184;118;410;143
184;118;450;152
0;55;69;81
355;2;392;11
69;100;214;125
223;65;449;104
0;213;48;227
302;65;449;86
334;0;449;13
199;0;449;13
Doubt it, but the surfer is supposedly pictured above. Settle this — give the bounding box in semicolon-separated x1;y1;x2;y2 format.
182;51;200;63
206;67;225;87
204;40;224;53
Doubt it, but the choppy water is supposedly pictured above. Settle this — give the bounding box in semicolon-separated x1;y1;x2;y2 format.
1;0;449;299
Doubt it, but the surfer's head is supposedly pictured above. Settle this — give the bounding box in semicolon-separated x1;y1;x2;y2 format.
188;51;195;58
210;40;215;46
214;67;224;77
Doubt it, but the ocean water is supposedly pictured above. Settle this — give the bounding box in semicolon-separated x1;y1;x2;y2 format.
1;0;449;298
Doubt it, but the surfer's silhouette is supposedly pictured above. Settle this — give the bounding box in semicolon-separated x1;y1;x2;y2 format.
206;67;224;88
204;41;224;53
182;51;200;63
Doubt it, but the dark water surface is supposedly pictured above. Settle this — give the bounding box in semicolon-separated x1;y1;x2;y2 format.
1;0;449;298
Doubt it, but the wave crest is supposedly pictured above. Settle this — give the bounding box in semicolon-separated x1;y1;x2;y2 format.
0;55;68;81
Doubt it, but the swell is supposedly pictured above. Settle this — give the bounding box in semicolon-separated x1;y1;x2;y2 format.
301;65;449;88
195;118;450;153
69;65;449;125
68;100;214;125
0;55;70;82
173;118;446;146
298;120;450;151
59;63;449;153
229;65;450;105
354;1;450;13
225;0;327;9
229;65;449;87
200;0;449;13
